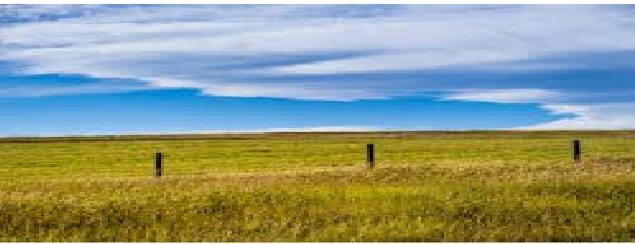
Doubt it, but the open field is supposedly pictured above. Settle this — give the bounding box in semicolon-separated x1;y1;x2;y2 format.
0;131;633;241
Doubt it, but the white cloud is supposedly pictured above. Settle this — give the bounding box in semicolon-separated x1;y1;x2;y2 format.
514;103;635;130
0;5;634;129
0;81;151;97
2;5;635;80
443;89;561;104
270;6;635;74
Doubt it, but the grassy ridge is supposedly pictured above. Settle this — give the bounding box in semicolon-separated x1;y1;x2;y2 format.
0;131;633;241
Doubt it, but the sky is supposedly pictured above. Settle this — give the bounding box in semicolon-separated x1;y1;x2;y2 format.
0;4;634;136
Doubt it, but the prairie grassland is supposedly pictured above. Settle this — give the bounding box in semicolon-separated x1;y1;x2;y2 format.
0;131;633;241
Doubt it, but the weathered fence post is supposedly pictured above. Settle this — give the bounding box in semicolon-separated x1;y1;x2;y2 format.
155;152;163;177
367;143;375;169
572;140;581;164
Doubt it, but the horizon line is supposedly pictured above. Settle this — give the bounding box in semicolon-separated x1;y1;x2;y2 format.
2;128;633;140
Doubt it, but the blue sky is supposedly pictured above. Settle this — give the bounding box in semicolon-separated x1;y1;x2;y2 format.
0;5;634;136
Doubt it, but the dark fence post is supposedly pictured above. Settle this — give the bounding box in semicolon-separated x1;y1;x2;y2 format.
155;152;163;177
572;140;581;164
367;143;375;169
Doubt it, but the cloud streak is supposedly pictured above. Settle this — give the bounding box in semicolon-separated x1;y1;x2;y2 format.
0;5;634;129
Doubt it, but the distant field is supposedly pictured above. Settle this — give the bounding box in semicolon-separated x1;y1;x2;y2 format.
0;131;633;241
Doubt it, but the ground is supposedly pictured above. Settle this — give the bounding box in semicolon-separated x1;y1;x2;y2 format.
0;131;633;241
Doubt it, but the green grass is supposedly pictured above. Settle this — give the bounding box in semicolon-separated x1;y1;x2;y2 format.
0;131;633;241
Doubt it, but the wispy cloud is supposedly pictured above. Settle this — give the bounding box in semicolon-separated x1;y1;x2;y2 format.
443;89;561;104
513;103;635;130
0;5;634;129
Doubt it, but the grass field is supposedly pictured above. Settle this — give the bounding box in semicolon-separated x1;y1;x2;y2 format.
0;131;633;241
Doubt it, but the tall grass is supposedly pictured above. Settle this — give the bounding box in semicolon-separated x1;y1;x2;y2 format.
0;131;633;241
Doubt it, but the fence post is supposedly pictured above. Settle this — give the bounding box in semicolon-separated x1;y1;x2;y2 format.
572;140;581;164
367;143;375;169
155;152;163;177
